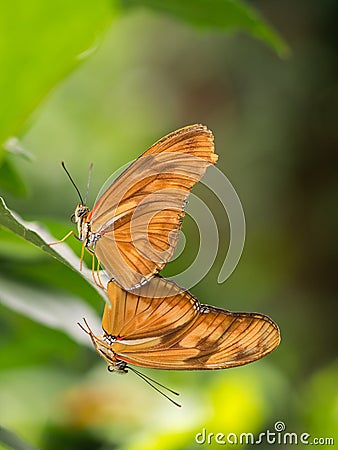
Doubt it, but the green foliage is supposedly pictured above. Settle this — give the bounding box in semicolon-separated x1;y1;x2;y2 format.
0;197;72;269
301;361;338;443
121;0;288;57
0;0;286;152
0;425;38;450
0;0;114;149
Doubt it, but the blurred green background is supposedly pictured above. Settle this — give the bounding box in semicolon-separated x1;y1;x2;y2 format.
0;1;337;449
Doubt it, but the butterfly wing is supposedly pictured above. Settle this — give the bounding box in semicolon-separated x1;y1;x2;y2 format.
102;276;197;341
99;277;280;370
90;124;217;289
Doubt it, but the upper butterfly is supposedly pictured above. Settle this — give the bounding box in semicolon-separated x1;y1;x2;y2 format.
57;124;217;290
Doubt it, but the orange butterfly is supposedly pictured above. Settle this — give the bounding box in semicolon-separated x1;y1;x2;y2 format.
58;124;217;290
79;276;280;405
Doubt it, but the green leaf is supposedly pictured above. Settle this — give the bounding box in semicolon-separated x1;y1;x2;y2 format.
121;0;289;57
0;196;108;295
0;196;72;269
0;0;117;148
0;425;38;450
0;226;43;260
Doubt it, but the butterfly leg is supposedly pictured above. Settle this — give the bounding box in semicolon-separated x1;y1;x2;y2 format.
86;248;106;290
77;318;100;351
49;230;77;246
50;231;89;275
95;258;106;291
79;240;86;271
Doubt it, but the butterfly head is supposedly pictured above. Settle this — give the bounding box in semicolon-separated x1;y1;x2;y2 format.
71;204;90;223
61;161;92;228
70;204;90;241
108;361;128;374
78;318;126;372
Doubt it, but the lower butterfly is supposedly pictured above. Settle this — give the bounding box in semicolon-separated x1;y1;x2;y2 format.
79;276;280;406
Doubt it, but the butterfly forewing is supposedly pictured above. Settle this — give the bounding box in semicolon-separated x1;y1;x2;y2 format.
95;277;280;370
89;124;217;289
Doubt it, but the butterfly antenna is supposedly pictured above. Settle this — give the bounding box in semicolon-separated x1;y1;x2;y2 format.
128;366;181;408
61;161;85;205
84;162;93;205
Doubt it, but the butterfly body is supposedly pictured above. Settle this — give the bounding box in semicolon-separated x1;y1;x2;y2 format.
107;360;128;374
